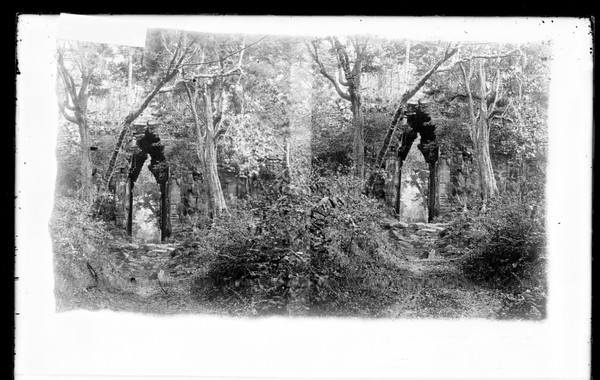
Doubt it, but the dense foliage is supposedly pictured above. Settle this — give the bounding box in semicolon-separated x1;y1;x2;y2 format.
461;195;547;318
52;32;551;319
188;172;407;316
50;197;123;302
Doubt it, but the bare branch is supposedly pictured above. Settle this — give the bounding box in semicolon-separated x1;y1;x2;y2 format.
184;81;205;141
165;32;184;74
332;37;353;83
487;60;503;118
203;83;215;134
338;66;350;86
349;37;366;77
77;73;90;112
237;36;247;69
459;61;476;124
492;114;514;123
62;90;77;111
58;100;79;124
160;31;175;57
182;36;266;68
193;67;242;79
307;41;351;101
213;37;246;137
463;50;519;61
401;45;458;102
57;51;80;109
477;60;488;116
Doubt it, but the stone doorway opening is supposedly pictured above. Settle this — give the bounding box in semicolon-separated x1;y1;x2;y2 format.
131;164;162;243
125;127;171;242
379;102;440;223
398;147;430;223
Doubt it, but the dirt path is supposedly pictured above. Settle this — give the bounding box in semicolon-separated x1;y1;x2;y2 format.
380;221;503;319
58;223;504;318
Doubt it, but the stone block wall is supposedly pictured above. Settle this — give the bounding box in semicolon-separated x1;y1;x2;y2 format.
168;169;207;235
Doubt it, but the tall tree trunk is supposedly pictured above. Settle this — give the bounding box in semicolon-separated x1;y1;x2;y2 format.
373;104;406;172
473;118;498;204
428;161;437;222
127;53;133;107
460;59;500;209
394;161;403;215
79;121;94;204
307;38;366;181
184;80;228;219
351;98;365;180
203;130;227;218
57;49;95;203
199;85;228;218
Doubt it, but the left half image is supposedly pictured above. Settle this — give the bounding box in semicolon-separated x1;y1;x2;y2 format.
51;26;251;313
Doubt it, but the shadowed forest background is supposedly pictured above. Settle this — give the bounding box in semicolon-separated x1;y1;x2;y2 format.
51;28;549;319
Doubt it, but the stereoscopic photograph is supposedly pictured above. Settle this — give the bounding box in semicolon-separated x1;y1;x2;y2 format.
47;19;557;320
15;14;594;380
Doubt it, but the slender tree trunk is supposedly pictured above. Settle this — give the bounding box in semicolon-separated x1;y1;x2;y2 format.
103;115;136;186
373;104;406;171
394;161;403;216
199;85;228;218
307;39;365;181
203;130;227;218
79;121;94;204
460;59;499;209
351;98;365;180
127;54;133;107
428;161;437;222
473;118;498;204
184;81;228;219
57;50;95;204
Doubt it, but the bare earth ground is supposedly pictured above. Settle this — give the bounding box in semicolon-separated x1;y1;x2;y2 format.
56;223;504;319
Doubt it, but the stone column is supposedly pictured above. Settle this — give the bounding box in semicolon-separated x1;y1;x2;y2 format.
169;172;182;236
436;158;452;215
114;168;130;231
160;177;171;241
384;153;399;208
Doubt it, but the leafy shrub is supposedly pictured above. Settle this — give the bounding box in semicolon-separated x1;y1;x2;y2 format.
50;196;117;302
497;286;547;320
461;196;547;291
437;214;488;252
55;144;81;196
191;173;406;316
92;192;117;221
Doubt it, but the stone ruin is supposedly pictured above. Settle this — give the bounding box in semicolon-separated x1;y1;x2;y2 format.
371;100;483;222
110;113;284;241
110;100;494;239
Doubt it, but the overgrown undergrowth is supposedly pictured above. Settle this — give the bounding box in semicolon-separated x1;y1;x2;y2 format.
458;196;547;319
189;174;410;317
50;175;548;319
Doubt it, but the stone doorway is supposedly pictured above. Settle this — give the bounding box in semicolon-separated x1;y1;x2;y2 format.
398;147;430;223
115;126;171;242
131;164;162;243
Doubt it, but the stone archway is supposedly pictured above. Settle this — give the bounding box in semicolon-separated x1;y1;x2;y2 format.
114;125;171;241
383;102;439;223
